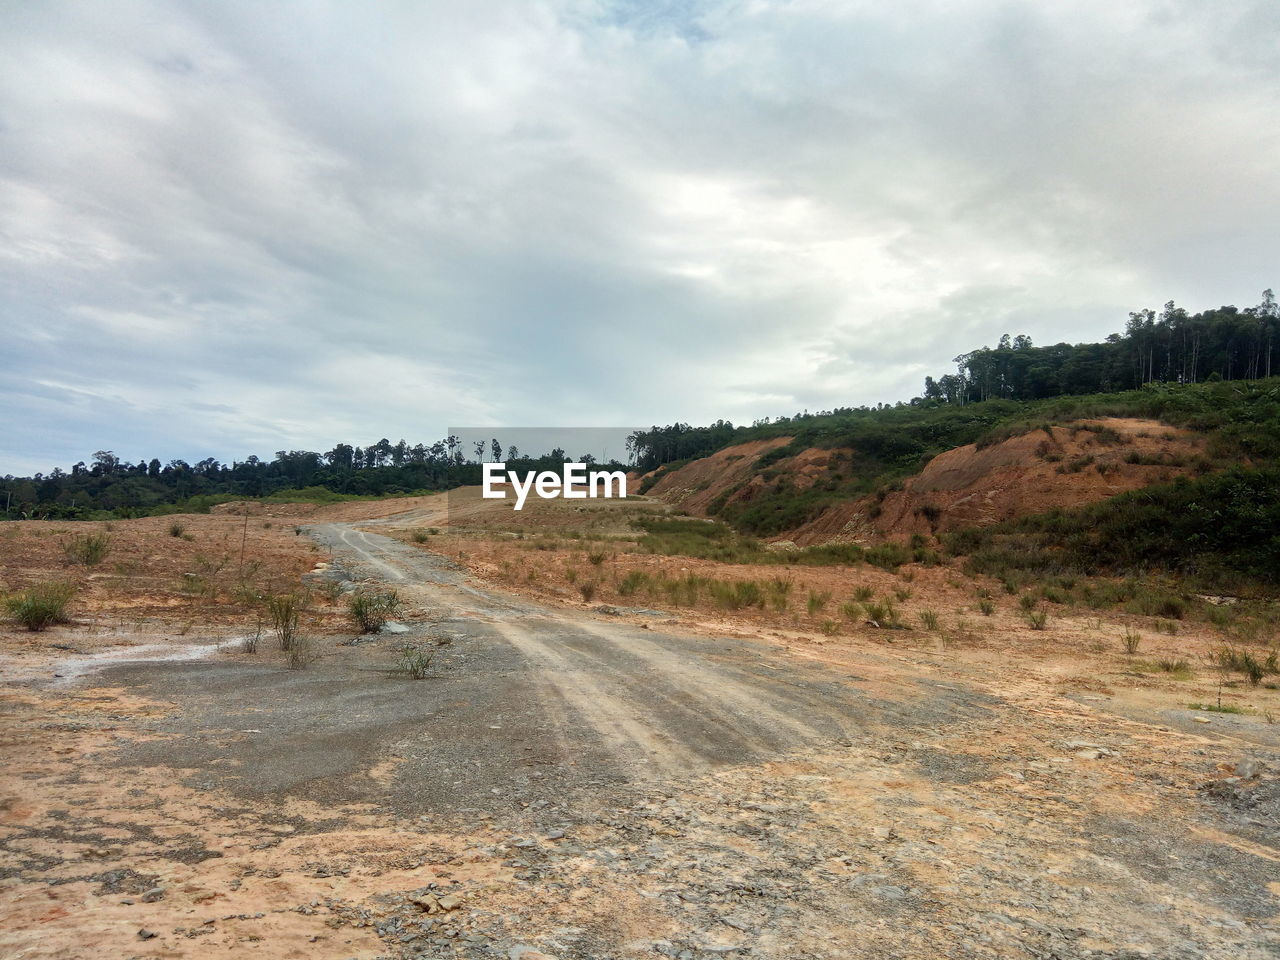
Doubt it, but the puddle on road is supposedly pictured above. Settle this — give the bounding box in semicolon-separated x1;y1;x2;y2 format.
53;637;247;685
0;636;248;687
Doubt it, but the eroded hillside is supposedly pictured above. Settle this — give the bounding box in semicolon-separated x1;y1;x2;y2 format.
643;418;1208;547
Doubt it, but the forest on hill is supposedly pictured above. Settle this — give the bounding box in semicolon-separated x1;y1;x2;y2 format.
625;290;1278;471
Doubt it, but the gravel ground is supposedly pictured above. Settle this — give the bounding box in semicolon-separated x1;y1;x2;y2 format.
2;523;1277;959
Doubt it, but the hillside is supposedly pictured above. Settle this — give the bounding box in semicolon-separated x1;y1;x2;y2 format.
642;417;1204;542
638;378;1280;588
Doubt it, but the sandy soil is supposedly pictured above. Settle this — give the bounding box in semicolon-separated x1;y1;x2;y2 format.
2;497;1278;959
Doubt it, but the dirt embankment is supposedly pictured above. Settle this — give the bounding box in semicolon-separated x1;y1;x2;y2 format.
642;438;790;514
643;439;856;517
790;418;1204;545
643;419;1206;547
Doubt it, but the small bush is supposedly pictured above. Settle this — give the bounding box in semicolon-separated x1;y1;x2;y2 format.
978;598;996;616
267;593;304;650
919;610;940;631
397;645;435;679
412;529;431;543
1027;610;1048;630
1215;647;1273;685
820;619;838;636
766;577;792;612
840;600;861;621
853;585;874;602
64;532;111;566
865;543;911;571
348;591;401;633
287;634;313;669
579;582;597;602
618;570;649;596
807;589;831;616
168;521;186;538
1041;586;1068;605
1018;593;1038;612
864;598;897;626
894;587;913;602
1122;628;1141;655
588;550;607;566
4;582;75;631
243;624;262;654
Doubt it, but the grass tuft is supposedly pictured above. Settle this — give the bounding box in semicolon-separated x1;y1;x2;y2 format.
348;590;401;633
4;582;75;631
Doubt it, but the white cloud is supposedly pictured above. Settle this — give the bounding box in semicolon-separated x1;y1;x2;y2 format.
1;0;1277;473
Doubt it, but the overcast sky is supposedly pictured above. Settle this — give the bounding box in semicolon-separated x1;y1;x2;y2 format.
3;0;1278;474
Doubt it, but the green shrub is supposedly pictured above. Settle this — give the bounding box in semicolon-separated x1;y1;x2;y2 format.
1027;610;1048;630
978;598;996;616
865;543;911;571
1215;647;1275;685
64;532;111;566
348;590;401;633
579;582;597;602
806;589;831;615
396;644;435;679
412;529;431;543
168;521;186;538
267;593;304;650
618;570;650;596
766;577;792;611
4;582;75;631
919;610;940;631
1122;628;1141;654
863;598;897;626
945;466;1280;590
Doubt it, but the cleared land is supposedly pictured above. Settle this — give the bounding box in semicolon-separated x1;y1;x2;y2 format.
1;494;1278;959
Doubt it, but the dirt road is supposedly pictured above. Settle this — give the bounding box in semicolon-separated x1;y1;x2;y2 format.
3;522;1279;959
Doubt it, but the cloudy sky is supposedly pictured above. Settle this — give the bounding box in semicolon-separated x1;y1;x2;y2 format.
3;0;1278;474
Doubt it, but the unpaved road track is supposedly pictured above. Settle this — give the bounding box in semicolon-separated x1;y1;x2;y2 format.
8;523;1280;959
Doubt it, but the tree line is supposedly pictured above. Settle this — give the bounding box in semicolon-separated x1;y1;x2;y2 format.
0;438;621;520
928;290;1278;404
625;289;1277;470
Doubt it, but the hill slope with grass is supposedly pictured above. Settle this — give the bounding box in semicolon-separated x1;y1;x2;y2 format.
639;378;1280;590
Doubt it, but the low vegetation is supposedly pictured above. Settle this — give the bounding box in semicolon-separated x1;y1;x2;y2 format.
4;582;75;631
943;465;1280;590
266;593;304;651
396;645;435;679
348;590;401;633
63;531;110;566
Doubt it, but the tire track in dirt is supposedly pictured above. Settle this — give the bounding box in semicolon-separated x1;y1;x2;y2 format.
319;524;879;780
